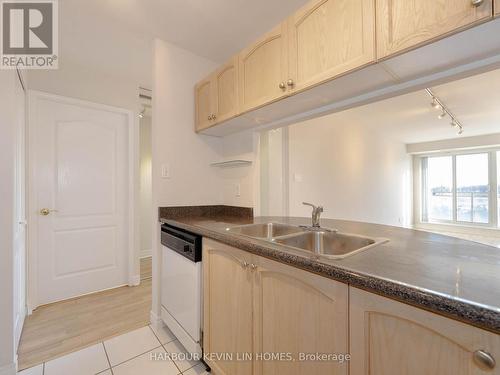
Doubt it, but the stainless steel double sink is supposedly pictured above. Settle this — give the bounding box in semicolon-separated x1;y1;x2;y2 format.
226;223;388;259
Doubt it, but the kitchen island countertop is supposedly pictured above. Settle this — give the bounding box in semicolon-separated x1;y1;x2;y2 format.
159;212;500;334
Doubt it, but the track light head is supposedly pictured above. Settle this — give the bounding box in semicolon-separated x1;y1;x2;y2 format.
438;111;446;120
431;99;441;110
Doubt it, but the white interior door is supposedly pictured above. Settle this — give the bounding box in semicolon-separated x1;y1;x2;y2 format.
31;93;131;306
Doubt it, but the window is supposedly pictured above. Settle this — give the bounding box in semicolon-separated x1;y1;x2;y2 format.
456;153;489;224
423;156;453;221
421;150;496;227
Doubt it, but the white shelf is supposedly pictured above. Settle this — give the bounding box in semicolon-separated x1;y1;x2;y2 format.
210;160;252;168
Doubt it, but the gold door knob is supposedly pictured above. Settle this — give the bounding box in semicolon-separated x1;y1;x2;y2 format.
471;0;484;6
40;208;58;216
279;82;286;90
287;79;295;87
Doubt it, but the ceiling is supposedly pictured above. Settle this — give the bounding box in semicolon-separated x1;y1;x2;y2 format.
59;0;309;87
57;0;500;142
322;68;500;144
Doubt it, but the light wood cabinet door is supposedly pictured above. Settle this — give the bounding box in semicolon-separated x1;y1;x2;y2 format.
202;239;253;375
376;0;493;58
288;0;375;92
238;23;289;113
496;0;500;15
253;255;349;375
195;76;215;132
214;56;239;124
350;287;500;375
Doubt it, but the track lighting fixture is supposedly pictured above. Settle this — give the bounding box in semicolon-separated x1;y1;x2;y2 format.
431;99;441;109
425;88;464;135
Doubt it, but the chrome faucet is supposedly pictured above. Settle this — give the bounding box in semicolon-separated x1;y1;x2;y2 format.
302;202;324;228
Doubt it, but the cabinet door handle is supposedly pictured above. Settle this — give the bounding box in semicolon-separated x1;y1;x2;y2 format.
250;263;257;270
212;114;216;120
287;79;295;88
241;260;249;269
471;0;484;6
207;115;212;120
473;350;495;370
279;82;286;90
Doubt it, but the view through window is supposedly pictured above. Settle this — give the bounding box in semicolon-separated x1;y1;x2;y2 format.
422;151;495;226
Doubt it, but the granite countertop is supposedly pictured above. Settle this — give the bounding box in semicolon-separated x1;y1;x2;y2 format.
159;208;500;334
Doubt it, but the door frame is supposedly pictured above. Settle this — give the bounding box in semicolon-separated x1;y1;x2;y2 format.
26;90;139;312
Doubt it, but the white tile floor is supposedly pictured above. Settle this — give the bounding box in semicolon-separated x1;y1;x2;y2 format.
18;325;210;375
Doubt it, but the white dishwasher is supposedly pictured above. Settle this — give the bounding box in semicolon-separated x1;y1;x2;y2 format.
161;224;202;355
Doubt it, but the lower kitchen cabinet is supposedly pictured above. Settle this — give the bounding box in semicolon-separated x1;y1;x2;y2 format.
203;239;500;375
203;239;349;375
252;255;349;375
349;287;500;375
203;239;254;375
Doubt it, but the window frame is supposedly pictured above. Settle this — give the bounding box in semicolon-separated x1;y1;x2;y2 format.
418;148;498;228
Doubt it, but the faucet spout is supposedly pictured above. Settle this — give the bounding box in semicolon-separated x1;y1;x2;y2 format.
302;202;324;228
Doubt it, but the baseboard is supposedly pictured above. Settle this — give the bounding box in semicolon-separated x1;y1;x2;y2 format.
140;249;152;258
128;274;140;286
150;310;162;329
27;301;35;315
0;361;17;375
14;306;26;350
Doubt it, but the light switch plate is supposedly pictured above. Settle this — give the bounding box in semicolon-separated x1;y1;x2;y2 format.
161;164;170;179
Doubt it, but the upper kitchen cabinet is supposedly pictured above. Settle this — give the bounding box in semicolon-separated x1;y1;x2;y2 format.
195;56;239;132
214;56;239;124
350;288;500;375
287;0;375;92
238;23;289;113
195;76;215;132
376;0;493;59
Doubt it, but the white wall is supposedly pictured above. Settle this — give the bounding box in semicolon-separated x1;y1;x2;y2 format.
260;128;288;216
287;114;413;227
12;73;26;353
151;38;220;322
217;131;256;208
27;0;152;113
152;40;221;208
139;116;152;256
150;38;256;323
27;61;142;114
0;70;26;375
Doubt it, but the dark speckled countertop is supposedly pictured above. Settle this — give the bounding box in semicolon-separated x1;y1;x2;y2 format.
159;210;500;334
